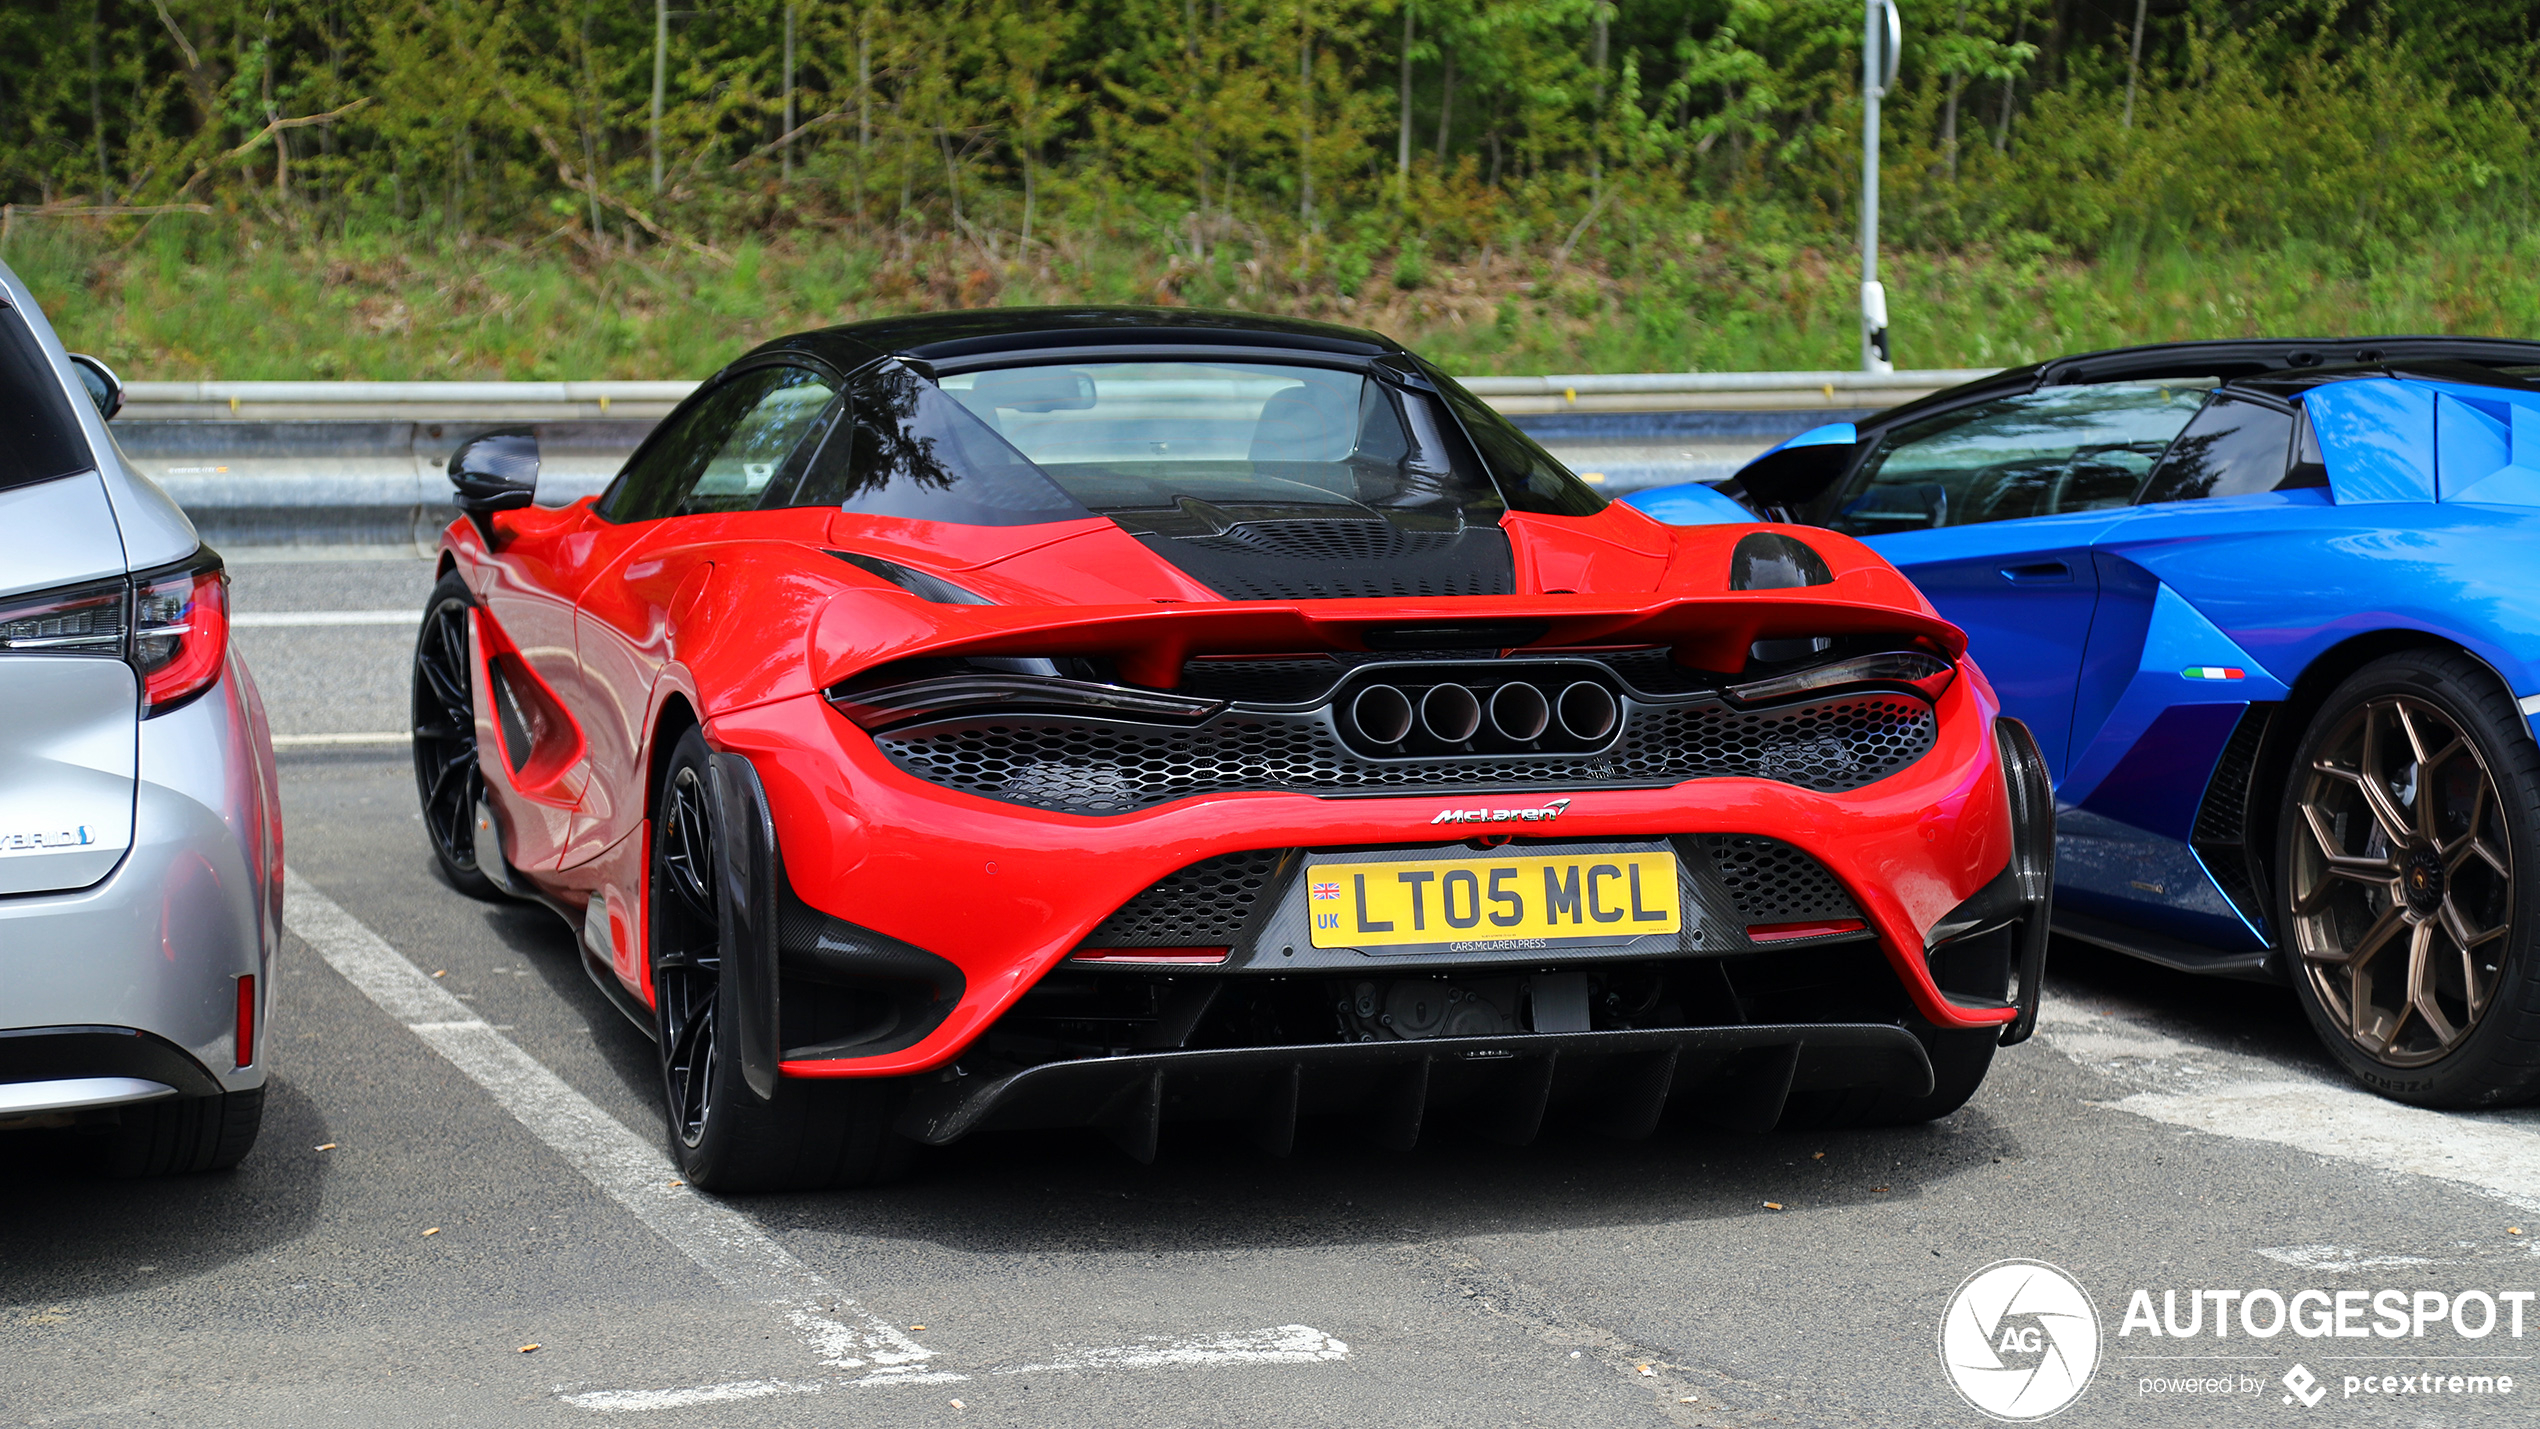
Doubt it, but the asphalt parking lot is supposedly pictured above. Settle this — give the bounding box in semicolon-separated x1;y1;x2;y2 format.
6;552;2539;1428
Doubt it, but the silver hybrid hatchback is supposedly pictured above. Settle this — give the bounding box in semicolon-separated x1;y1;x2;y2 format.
0;258;281;1175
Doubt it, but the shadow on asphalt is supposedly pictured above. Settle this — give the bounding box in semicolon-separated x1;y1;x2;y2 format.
453;856;2036;1251
255;843;2339;1261
466;893;666;1108
0;1076;330;1303
775;1100;2026;1255
2041;933;2330;1072
447;881;2020;1251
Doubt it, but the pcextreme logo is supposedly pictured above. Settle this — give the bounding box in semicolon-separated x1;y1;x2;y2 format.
1939;1260;2103;1421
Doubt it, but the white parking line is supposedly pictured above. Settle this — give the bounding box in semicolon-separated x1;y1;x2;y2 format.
562;1381;824;1413
2038;1006;2540;1214
282;868;1353;1409
235;610;417;627
991;1325;1352;1375
272;732;409;747
280;870;956;1392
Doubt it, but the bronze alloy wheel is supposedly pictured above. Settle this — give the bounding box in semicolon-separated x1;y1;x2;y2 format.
2288;693;2512;1068
652;758;724;1150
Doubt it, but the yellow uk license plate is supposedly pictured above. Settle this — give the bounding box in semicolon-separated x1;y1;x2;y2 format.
1305;852;1681;949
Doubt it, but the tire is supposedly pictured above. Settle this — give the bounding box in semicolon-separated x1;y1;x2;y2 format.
2276;648;2540;1108
87;1086;266;1177
1775;1027;1996;1130
412;569;504;900
650;727;912;1191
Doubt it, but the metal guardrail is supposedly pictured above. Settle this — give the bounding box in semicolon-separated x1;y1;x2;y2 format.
115;369;1998;546
122;380;701;423
120;368;1996;421
1470;369;1989;412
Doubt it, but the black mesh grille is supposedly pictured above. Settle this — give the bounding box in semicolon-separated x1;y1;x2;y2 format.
2192;705;2276;929
874;694;1936;815
2191;706;2272;846
1636;697;1933;788
1082;849;1287;946
1699;835;1860;923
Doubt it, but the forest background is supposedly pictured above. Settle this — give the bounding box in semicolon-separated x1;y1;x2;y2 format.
0;0;2534;381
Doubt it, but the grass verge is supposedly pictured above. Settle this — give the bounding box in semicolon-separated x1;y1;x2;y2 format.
8;220;2534;381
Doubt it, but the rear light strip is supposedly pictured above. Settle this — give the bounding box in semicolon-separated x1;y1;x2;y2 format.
235;973;257;1068
1745;918;1868;944
1069;946;1232;966
1726;649;1954;707
0;548;229;716
0;577;126;653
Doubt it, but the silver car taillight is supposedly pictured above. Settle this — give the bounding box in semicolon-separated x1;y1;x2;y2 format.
132;557;230;715
0;577;128;655
0;549;231;716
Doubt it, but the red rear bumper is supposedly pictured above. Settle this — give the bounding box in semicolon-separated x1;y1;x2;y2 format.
705;664;2019;1079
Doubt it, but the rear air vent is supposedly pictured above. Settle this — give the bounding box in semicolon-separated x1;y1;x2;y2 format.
1205;519;1453;563
1080;848;1288;947
1698;835;1860;924
1127;522;1517;603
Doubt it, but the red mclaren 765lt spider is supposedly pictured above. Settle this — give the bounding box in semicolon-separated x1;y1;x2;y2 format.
413;307;2054;1190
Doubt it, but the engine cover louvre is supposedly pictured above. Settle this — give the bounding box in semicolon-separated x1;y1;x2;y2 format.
1125;519;1517;602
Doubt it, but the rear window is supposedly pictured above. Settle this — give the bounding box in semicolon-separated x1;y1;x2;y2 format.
785;356;1603;526
2134;394;2303;505
0;307;92;493
1831;382;2208;533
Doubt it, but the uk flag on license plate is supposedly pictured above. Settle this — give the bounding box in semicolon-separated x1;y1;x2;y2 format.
1310;881;1341;901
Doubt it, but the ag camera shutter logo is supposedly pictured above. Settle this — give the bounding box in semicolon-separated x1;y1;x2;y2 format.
1939;1259;2103;1420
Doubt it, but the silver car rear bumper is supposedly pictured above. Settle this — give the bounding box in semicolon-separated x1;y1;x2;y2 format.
0;646;282;1098
0;1075;179;1117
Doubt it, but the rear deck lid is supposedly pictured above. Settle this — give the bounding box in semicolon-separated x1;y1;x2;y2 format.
0;652;137;895
0;302;135;896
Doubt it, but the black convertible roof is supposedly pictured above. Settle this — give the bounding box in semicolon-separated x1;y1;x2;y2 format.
743;305;1404;372
1873;334;2540;433
1734;334;2540;510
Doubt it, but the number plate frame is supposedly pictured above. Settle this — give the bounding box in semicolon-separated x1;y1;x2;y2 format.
1306;850;1682;950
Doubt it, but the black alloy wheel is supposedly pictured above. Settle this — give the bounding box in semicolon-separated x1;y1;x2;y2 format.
2280;650;2540;1107
648;726;915;1190
652;750;724;1151
412;570;501;898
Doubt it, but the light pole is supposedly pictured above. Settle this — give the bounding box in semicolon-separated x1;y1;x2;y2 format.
1860;0;1901;374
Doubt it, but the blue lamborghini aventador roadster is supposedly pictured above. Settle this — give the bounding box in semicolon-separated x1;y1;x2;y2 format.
1631;337;2540;1108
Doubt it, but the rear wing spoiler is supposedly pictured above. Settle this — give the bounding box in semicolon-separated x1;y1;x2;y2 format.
812;588;1966;690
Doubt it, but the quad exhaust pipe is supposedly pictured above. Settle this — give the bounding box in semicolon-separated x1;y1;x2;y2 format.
1556;681;1617;740
1419;684;1481;743
1487;682;1550;741
1348;677;1621;747
1350;684;1414;744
